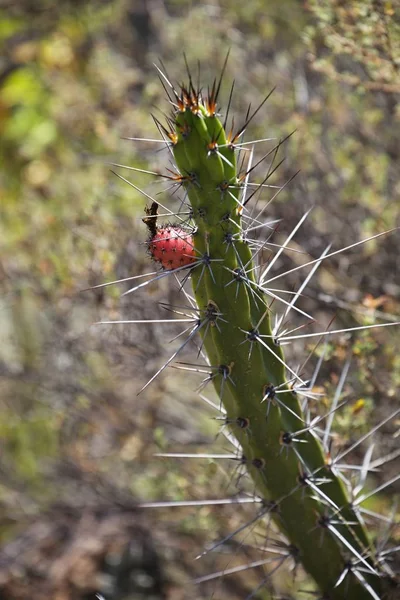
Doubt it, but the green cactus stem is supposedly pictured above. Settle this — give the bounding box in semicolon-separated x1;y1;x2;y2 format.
154;74;397;600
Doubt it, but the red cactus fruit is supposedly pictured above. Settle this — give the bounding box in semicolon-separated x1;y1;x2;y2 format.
148;226;196;270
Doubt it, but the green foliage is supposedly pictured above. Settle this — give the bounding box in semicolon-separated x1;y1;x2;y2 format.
305;1;400;94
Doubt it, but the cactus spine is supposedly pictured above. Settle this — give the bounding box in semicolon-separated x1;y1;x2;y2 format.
142;72;397;600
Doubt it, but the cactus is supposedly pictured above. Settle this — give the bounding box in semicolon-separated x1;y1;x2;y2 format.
104;63;400;599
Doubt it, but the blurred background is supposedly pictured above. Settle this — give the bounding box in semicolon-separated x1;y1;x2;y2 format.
0;1;399;599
